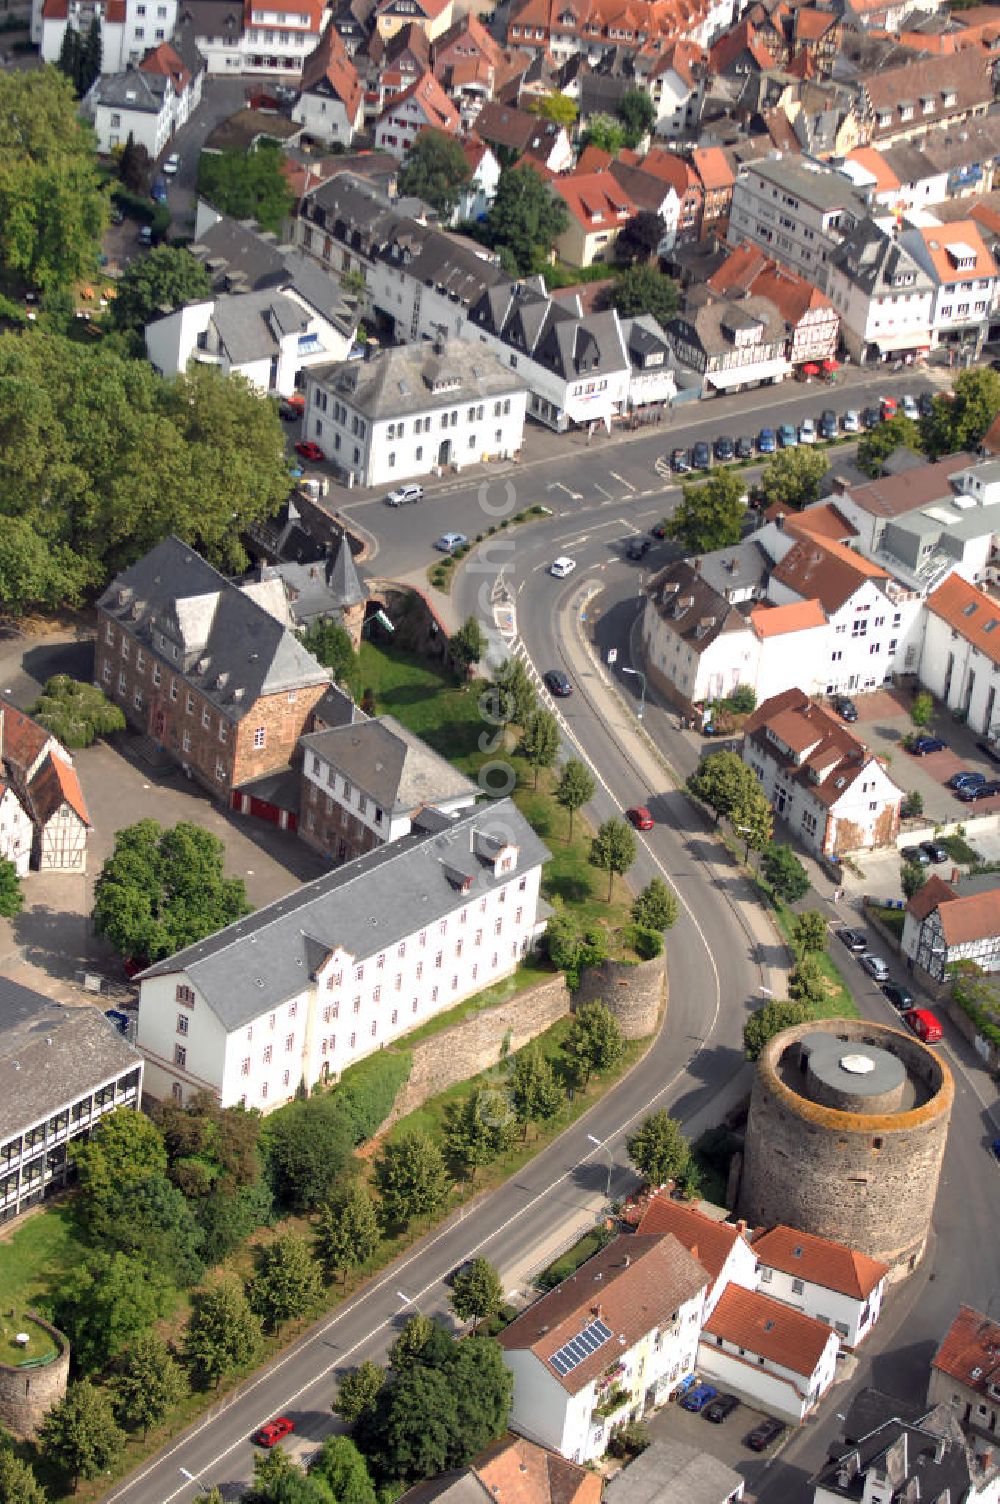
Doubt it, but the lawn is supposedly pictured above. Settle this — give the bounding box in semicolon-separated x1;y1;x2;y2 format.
351;642;485;774
0;1203;85;1314
0;1311;58;1366
536;1224;613;1290
771;902;859;1020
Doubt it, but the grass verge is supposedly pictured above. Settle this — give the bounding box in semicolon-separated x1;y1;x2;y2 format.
536;1224;613;1290
427;507;548;594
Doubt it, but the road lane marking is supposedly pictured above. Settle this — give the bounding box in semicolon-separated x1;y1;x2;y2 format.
608;471;635;491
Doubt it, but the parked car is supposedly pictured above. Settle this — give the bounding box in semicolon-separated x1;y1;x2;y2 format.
294;440;325;462
842;409;861;433
681;1383;718;1413
705;1394;740;1423
861;406;881;430
799;417;817;444
918;391;935;418
550;556;577;578
861;953;890;981
833;694;858;722
714;434;735;461
902;394;919;421
758;426;777;453
279;394;305;421
958;779;1000;802
544;670;572;697
921;840;949;864
882;980;915;1010
819;409;838;440
671;447;692;473
151;176;168;204
903;1007;943;1043
692;441;711;470
626;806;654;830
626;536;652;560
137;225;153;246
947;770;985;790
674;1374;699;1401
909;735;946;755
385;483;423;506
901;844;931;866
253;1418;295;1448
881;395;898;419
435;532;468;554
838;927;868;953
163;152;180;175
778;422;798;447
736;434;755;459
744;1417;786;1452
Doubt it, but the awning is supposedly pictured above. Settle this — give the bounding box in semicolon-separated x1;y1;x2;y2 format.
875;332;932;354
822;358;839;372
706;358;791;391
800;361;821;375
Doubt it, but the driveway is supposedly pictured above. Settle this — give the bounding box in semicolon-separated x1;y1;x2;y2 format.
848;686;1000;823
643;1388;786;1494
158;77;254;233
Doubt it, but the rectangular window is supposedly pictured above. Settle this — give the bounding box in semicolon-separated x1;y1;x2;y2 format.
202;707;211;728
263;1044;272;1063
253;726;266;749
182;731;191;753
174;1044;186;1067
285;1034;294;1052
152;662;161;686
186;692;194;714
118;671;127;695
176;1014;189;1035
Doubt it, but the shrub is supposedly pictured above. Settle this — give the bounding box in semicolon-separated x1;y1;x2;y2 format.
331;1051;412;1144
630;925;663;960
901;790;924;818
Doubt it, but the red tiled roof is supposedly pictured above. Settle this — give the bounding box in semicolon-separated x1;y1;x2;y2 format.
139;41;191;93
26;755;91;831
576;143;613;173
744;688;897;810
710;18;776;72
709;241;834;324
939;888;1000;946
380;69;460;132
905;873;957;921
635;1195;745;1282
691;144;734;192
243;0;323;23
927;573;1000;670
705;1285;836;1378
842;453;968;519
751;1225;888;1299
474;1436;603;1504
0;706;52;778
750;598;827;638
981;409;1000;456
770;534;887;615
846;146;900;195
913;220;997;286
785;503;857;543
299;25;362;115
551;170;637;230
932;1306;1000;1395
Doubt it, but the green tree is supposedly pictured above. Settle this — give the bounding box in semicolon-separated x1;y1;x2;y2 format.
562;1000;624;1086
0;519;89;615
446;1336;513;1463
397;130;472;218
729;780;773;860
193;1492;227;1504
443;1085;515;1184
112;246;213;332
910;691;934;727
631;878;677;931
792;909;828;955
341;266;367;301
389;1314;439;1374
29;675;125;748
311;1436;378;1504
555;758;594;838
509;1043;565;1138
923;367;1000;455
582;113;626;154
544;911;607;990
450;1257;504;1332
52;1250;173;1374
69;1106;168;1233
196;141;293;233
100;1171;205;1285
788;954;826;1006
529;92;578;128
743;998;814;1060
197;1179;275;1264
484;164;568;276
0;860;22;919
302;618;357;684
373;1131;449;1227
449;615;486;678
760;844;810;904
618;87;656;146
365;1364;458;1482
518;708;560;788
614;211;665;267
56;24;79;85
39;1380;124;1491
0;1449;47;1504
334;1361;387;1424
92;818;252;964
902;859;928;900
119;132;151;194
0;71;106;290
687;749;757;824
759;447;830;509
589;816;637;900
603;264;678;325
857;413;923;477
627;1110;691;1185
185;1276;262;1388
264;1096;356;1214
249;1231;323;1332
488;657;536;730
670;468;746;552
112;1333;188;1437
156;1089;264;1198
80;17;102;93
314;1181;380;1283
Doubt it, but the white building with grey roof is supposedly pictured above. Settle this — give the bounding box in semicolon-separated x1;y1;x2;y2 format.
136;797;549;1111
303;339;527;486
0;982;143;1227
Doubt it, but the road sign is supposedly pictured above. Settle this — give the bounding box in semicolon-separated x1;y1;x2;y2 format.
607;649;618;665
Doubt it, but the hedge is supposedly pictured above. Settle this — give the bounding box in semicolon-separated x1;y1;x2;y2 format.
951;976;1000;1050
330;1049;412;1143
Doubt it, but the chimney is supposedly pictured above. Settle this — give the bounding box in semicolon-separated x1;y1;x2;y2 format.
592;1302;602;1319
776;511;785;529
831;475;851;495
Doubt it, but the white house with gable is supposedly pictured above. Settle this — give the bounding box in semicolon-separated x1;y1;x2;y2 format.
135;799;548;1111
699;1285;840;1424
751;1225;889;1349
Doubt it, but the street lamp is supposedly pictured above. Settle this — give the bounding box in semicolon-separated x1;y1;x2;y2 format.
622;666;647;721
734;823;757;862
587;1133;614;1200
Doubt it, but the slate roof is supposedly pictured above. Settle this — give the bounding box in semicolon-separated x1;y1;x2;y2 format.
311;338;524;419
751;1225;888;1298
645;560;752;656
498;1234;708;1395
705;1285;836;1378
300;714;476;815
95;68;171;113
0;981;142;1144
256;537;365;625
188;217;356;332
602;1440;744;1504
97;536;331;722
139;798;548;1026
298;24;362;115
177;0;242;42
210;289;308;364
811;1415;978;1501
861;48;991;141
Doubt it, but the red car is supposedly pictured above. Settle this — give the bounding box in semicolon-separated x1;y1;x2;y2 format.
626;806;654;830
903;1008;943;1044
252;1417;295;1448
294;440;325;462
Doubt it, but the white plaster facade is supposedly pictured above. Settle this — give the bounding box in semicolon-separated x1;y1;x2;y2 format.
292;83;363;147
697;1324;840;1424
0;787;33;880
300;735;476;849
918;596;1000;736
92;75;175;156
756;1263;886;1349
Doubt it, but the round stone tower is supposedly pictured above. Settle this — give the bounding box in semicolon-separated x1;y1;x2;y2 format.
740;1017;953;1279
0;1312;69;1437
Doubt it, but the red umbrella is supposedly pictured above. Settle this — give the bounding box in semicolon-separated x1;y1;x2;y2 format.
801;362;820;376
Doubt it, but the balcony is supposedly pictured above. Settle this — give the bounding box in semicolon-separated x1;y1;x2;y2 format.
593;1385;631;1420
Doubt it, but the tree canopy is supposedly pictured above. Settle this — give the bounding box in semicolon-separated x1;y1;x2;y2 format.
743;998;814;1060
562;1000;624;1086
589;817;637;900
373;1131;449;1227
618;87;656;145
555;759;594;837
0;71;107;290
759;447;829;509
581;113;626;154
669;469;746;552
92;819;252;964
529;92;578;127
29;675;125;748
39;1380;124;1490
249;1231;323;1332
484;165;568;275
923;368;1000;455
687;749;762;825
602;265;678;324
614;212;664;267
52;1250;174;1374
196;142;293;232
398;131;472;218
450;1257;504;1331
263;1096;357;1214
631;878;677;931
185;1277;262;1387
857;413;923;477
760;844;810;904
314;1181;380;1282
112;246;214;332
70;1106;168;1232
518;708;560;787
627;1111;691;1186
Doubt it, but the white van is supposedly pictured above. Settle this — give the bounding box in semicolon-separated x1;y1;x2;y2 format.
385;484;423;507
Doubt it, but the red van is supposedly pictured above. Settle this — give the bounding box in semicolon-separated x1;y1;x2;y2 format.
904;1008;942;1044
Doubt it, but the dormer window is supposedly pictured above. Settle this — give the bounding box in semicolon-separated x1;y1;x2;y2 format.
942;89;957;108
899;103;913;122
876;110;892;128
921;95;934;114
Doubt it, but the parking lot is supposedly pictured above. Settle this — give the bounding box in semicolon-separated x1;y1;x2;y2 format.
644;1385;787;1490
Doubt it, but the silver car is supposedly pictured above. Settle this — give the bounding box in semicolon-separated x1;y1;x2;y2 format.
861;953;889;981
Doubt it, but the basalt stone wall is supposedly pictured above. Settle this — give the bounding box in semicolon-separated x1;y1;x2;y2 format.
0;1315;69;1437
574;954;666;1039
739;1018;953;1280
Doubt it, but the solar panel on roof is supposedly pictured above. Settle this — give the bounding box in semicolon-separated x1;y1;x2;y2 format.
548;1319;612;1375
